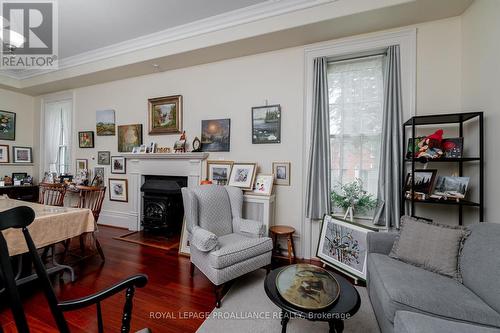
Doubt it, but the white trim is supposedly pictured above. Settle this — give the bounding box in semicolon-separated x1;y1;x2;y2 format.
8;0;336;80
98;209;138;230
301;28;416;258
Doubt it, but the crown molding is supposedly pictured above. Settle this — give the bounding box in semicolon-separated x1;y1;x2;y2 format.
7;0;336;80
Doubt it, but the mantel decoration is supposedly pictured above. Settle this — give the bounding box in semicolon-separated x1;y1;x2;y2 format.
174;131;187;152
252;104;281;144
206;160;233;185
118;124;143;152
148;95;182;134
192;136;202;152
331;178;377;221
228;163;256;190
78;131;95;148
0;110;15;141
96;109;116;136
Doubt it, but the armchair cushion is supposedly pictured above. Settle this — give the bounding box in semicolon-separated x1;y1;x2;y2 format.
234;218;265;237
208;233;273;269
191;226;218;252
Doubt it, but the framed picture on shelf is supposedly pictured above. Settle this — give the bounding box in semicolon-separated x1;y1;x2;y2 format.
433;176;470;199
252;174;274;195
272;162;291;186
97;151;111;165
13;146;32;163
108;178;128;202
76;159;88;174
405;137;425;159
228;163;256;190
442;138;463;158
96;110;116;136
206;160;233;185
252;104;281;144
0;110;16;140
404;169;437;195
0;145;9;163
78;131;95;148
148;95;182;134
201;119;230;152
12;172;27;182
317;215;376;281
118;124;143;152
111;156;126;174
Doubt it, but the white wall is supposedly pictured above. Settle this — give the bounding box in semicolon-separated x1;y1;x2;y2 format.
0;88;36;180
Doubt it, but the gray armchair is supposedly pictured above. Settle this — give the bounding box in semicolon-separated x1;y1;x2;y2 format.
181;185;273;307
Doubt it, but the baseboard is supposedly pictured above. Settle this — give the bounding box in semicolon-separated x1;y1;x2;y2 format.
98;209;137;230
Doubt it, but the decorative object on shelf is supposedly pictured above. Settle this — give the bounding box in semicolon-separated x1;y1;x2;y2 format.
3;176;12;186
191;136;202;152
317;215;377;281
252;104;281;144
253;174;274;196
109;178;128;202
118;124;143;152
174;131;186;152
147;142;156;153
331;178;377;222
97;151;111;165
148;95;182;134
433;176;470;199
404;169;437;195
272;162;290;186
59;174;73;184
155;146;171;153
78;131;95;148
442;138;463;158
42;172;57;183
13;146;32;163
111;156;126;174
75;169;89;186
12;172;27;185
201;119;230;152
76;159;88;174
24;175;33;185
406;136;425;159
416;129;444;159
228;162;256;190
92;167;105;187
0;110;16;141
0;144;9;163
275;264;339;310
96;109;116;136
139;144;147;153
206;160;233;185
200;179;213;185
131;146;140;153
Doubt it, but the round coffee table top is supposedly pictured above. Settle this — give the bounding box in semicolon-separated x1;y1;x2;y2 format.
264;264;361;321
269;225;295;235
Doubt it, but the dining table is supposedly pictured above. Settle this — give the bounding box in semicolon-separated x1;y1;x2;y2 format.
0;196;95;289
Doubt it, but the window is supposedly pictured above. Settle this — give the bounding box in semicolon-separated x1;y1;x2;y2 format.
328;56;384;199
43;100;72;174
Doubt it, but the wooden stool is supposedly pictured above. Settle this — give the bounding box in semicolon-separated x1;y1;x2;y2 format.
269;225;296;264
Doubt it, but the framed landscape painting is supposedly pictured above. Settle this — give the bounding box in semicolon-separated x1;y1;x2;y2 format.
96;110;116;136
0;110;16;140
252;104;281;144
148;95;182;134
118;124;143;152
206;160;233;185
201;119;230;152
317;215;376;281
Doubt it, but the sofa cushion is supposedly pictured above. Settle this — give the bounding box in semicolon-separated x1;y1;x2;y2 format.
461;223;500;314
394;311;500;333
389;216;469;280
208;233;273;269
368;253;500;328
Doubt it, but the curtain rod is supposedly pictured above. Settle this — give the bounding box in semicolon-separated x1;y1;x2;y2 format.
327;52;387;65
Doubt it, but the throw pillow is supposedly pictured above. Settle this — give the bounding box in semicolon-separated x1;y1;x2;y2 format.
389;216;470;281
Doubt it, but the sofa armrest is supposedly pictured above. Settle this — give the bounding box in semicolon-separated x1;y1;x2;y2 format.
234;218;264;238
191;226;218;252
367;231;397;255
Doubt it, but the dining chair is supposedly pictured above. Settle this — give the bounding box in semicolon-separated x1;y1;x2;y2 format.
0;206;150;333
38;182;67;206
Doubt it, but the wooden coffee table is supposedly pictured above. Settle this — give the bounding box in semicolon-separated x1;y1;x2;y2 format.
264;264;360;333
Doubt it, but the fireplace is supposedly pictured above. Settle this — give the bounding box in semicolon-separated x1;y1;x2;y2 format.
140;175;187;234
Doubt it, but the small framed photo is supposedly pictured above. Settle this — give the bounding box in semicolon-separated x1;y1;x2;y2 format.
252;104;281;144
206;160;233;185
442;138;463;158
405;169;437;195
97;151;111;165
13;146;32;163
92;167;105;187
228;163;257;190
252;174;274;196
12;172;27;182
111;156;126;174
131;146;140;154
139;145;147;153
76;159;88;174
78;131;95;148
273;162;290;186
147;142;156;153
109;178;128;202
0;145;9;163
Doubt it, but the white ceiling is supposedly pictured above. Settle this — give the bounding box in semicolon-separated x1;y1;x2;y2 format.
58;0;266;59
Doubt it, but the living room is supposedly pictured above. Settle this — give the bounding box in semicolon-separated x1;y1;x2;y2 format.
0;0;498;332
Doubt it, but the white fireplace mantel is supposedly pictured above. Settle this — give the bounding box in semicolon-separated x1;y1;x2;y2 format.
121;152;209;160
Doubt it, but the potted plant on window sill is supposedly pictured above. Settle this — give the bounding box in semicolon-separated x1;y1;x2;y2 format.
331;178;377;222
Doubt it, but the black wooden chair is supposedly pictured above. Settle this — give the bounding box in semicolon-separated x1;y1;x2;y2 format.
0;206;150;333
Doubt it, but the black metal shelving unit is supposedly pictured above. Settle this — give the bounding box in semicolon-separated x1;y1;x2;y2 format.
402;112;484;225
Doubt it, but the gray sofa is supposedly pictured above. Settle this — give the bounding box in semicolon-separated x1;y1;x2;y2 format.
367;222;500;333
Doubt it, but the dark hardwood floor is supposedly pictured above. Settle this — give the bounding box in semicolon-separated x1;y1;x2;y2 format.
0;226;215;333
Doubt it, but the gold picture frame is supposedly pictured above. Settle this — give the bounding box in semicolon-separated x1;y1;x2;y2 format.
148;95;182;134
206;160;233;185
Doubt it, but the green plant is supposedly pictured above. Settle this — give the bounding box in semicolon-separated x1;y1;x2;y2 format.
331;178;377;214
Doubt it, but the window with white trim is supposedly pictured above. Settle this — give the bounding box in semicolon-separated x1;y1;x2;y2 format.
43;100;72;175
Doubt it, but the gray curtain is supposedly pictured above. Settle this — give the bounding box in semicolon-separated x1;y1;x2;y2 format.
375;45;403;228
306;57;331;219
